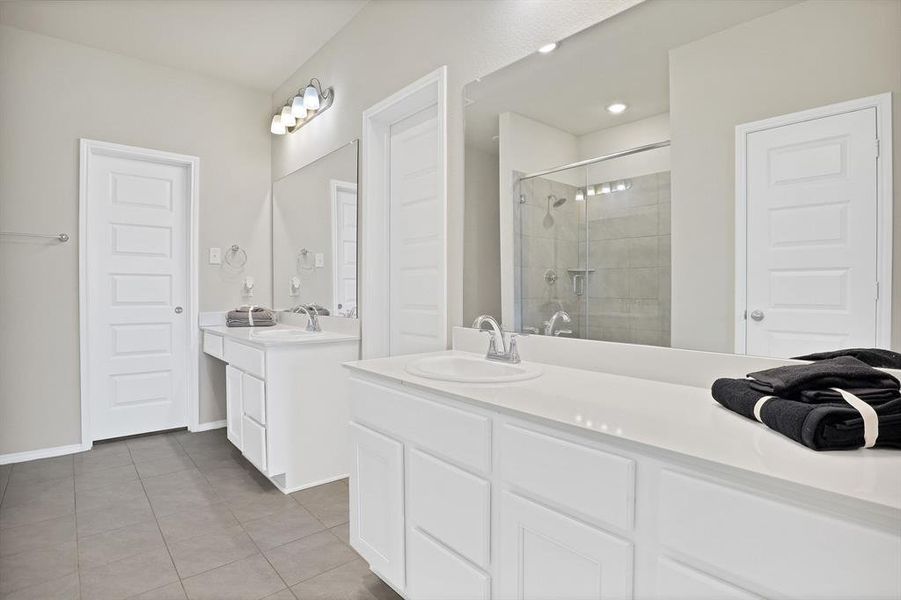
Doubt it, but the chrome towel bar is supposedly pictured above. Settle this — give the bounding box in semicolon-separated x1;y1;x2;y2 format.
0;231;69;242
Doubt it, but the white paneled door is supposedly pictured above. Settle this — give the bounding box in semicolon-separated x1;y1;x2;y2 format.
82;142;194;441
361;67;447;359
742;105;884;358
331;180;358;316
388;105;444;355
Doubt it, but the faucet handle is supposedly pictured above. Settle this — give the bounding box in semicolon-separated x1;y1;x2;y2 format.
485;331;499;355
507;333;522;364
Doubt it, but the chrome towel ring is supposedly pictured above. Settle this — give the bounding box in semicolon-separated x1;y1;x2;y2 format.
225;244;247;268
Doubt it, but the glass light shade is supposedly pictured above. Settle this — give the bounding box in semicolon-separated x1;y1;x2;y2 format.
586;186;596;197
575;189;585;202
280;106;296;128
291;95;307;119
600;184;612;194
303;84;321;110
270;115;286;135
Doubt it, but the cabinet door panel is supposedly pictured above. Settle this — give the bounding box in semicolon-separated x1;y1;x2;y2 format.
655;558;760;600
242;373;266;425
408;527;490;600
225;365;243;449
241;415;267;472
497;491;632;600
350;422;405;592
409;448;490;568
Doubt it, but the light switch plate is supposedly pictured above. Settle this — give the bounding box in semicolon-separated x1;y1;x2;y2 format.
209;247;221;264
315;253;324;267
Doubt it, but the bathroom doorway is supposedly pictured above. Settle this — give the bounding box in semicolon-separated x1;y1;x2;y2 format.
79;139;199;443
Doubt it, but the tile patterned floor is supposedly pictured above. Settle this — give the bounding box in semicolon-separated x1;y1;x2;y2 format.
0;429;401;600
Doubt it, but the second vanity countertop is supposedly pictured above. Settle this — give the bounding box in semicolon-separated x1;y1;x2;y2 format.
202;324;359;348
345;350;901;511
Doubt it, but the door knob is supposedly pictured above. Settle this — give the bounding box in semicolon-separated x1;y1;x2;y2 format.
750;309;765;322
174;306;183;314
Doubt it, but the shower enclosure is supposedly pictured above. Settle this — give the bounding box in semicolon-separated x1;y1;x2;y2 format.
513;142;672;346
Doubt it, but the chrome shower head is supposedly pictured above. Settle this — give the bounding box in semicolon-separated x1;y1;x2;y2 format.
548;194;567;208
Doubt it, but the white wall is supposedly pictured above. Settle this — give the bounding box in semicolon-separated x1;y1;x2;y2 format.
0;25;272;455
463;144;500;324
270;0;643;338
669;0;901;353
580;112;670;182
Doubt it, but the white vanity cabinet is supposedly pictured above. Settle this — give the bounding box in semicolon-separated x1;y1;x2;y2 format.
347;372;901;600
203;327;359;492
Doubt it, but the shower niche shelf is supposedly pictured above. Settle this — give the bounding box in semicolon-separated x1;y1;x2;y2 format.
566;267;595;297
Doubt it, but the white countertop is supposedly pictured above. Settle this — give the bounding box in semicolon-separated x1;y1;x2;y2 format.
345;350;901;511
202;324;359;347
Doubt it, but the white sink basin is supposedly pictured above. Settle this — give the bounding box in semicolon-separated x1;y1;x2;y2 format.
405;355;542;383
250;328;318;339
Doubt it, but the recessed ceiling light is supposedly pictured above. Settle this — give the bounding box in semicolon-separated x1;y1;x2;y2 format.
606;102;628;114
537;42;557;54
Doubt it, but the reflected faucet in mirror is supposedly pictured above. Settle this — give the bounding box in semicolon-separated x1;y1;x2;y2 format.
290;305;322;332
472;315;521;364
544;310;573;337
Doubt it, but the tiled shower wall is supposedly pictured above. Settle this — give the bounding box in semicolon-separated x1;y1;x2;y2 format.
514;170;671;346
584;171;671;346
514;174;584;335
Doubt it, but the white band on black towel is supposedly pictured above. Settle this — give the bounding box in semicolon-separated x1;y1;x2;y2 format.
831;387;879;449
753;396;774;423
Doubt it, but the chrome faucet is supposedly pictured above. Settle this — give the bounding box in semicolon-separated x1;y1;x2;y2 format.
472;315;521;363
293;305;321;332
543;310;572;337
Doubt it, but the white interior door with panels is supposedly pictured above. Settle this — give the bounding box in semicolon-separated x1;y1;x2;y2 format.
736;94;892;357
362;67;447;359
80;139;198;443
331;179;358;316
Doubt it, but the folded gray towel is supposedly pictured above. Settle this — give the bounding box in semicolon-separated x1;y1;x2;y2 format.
226;306;275;327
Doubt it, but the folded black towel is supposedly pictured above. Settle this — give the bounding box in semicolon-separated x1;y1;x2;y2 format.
712;378;901;450
793;348;901;370
799;388;899;404
747;356;899;400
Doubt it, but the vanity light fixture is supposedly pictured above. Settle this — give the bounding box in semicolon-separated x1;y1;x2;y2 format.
575;189;585;202
280;106;296;128
271;78;334;136
291;95;308;119
606;102;628;114
537;42;558;54
594;179;632;195
270;114;287;135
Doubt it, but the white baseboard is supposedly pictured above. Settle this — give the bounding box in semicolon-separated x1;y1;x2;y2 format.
274;473;349;495
0;442;89;465
189;419;226;433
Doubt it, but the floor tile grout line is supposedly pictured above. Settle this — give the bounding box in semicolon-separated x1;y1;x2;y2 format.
172;430;355;596
122;439;186;599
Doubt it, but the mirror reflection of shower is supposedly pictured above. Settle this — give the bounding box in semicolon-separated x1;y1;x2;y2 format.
543;194;567;228
513;141;672;346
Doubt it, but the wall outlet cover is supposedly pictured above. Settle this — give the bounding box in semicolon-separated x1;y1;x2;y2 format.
209;247;222;264
315;253;324;267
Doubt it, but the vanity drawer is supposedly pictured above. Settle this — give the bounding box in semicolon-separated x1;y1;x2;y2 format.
498;422;635;531
224;339;265;378
408;448;490;568
202;331;224;360
241;416;267;472
242;373;266;425
658;470;901;599
349;377;491;473
407;527;490;600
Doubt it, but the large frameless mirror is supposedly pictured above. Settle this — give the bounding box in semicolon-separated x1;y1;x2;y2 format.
463;0;899;358
272;140;359;317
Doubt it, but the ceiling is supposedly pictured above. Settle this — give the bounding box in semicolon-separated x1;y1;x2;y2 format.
465;0;796;154
0;0;367;92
